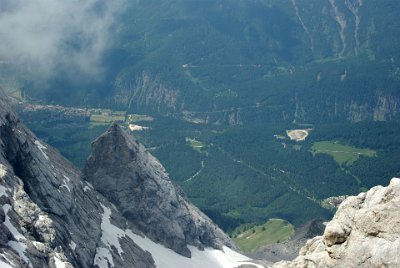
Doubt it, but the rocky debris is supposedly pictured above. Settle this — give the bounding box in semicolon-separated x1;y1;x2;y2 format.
0;90;155;268
321;195;347;210
248;220;325;263
83;123;235;258
273;178;400;268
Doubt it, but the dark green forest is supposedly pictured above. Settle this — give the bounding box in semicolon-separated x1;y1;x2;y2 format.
21;112;400;232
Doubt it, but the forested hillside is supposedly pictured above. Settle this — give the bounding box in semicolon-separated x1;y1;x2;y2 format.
5;0;399;124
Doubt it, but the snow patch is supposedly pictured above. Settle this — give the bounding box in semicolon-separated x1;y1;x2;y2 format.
60;180;71;193
60;176;72;193
0;163;7;178
83;186;91;192
3;204;25;241
99;204;125;256
124;229;262;268
3;204;31;266
95;204;261;268
8;241;30;266
94;247;114;268
0;253;15;267
83;181;94;192
69;241;77;251
0;185;8;197
94;204;125;267
54;253;67;268
54;257;66;268
0;260;13;268
34;140;49;160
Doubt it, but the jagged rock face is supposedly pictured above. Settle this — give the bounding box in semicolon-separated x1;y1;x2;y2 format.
83;123;235;257
0;90;155;268
111;71;179;114
0;89;259;268
273;178;400;268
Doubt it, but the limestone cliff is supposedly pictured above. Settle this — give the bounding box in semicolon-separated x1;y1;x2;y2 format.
83;123;235;258
0;90;155;268
273;178;400;268
111;72;179;114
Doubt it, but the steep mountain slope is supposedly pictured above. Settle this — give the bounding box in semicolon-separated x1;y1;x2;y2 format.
0;90;261;267
0;91;154;267
20;0;400;124
83;123;235;258
273;178;400;268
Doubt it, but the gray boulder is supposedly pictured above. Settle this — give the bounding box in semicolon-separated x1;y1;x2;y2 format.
273;178;400;268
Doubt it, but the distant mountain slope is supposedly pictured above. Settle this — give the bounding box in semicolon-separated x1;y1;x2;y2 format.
18;0;399;124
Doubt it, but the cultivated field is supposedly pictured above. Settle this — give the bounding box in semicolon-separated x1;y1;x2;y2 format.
90;114;125;123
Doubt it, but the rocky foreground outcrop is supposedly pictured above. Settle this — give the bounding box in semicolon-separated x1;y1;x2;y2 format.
273;178;400;268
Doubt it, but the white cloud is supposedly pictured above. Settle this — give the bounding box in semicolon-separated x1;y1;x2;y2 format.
0;0;125;80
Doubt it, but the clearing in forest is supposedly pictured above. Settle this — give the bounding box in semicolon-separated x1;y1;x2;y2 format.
312;141;376;165
186;137;205;152
286;129;311;141
232;219;294;252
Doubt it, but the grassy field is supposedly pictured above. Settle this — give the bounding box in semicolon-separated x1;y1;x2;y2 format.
232;219;294;252
90;114;125;123
186;137;205;152
312;141;376;165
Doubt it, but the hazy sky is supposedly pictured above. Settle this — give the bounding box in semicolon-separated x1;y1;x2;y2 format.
0;0;125;81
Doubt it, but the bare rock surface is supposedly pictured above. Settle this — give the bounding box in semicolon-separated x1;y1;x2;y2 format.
0;90;155;267
83;123;235;257
273;178;400;268
0;88;256;268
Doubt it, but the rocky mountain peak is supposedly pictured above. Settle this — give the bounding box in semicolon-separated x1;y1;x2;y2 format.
84;122;235;257
1;89;260;267
0;90;156;267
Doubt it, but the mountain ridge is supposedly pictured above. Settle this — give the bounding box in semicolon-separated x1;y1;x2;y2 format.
0;89;261;267
83;122;235;257
13;0;400;125
0;89;155;267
